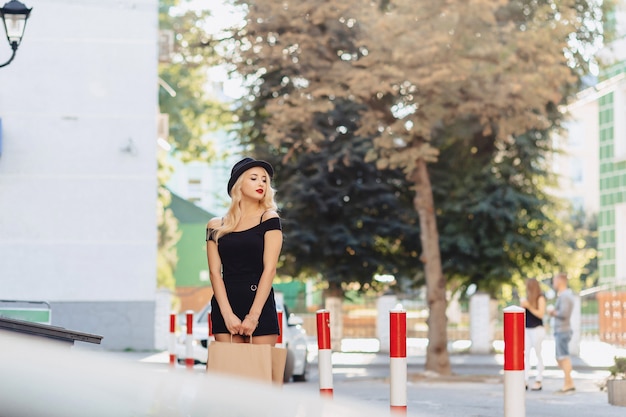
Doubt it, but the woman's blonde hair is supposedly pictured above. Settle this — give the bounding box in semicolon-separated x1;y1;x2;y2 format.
212;167;278;242
526;278;543;309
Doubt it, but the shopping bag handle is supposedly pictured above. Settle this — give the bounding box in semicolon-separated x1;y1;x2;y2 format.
230;334;253;343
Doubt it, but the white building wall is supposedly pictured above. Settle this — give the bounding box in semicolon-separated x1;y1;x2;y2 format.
552;98;600;215
0;0;158;349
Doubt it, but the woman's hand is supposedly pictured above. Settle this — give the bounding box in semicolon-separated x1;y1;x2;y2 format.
241;314;259;336
224;313;242;335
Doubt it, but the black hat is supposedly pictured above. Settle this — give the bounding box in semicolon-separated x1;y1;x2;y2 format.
227;157;274;196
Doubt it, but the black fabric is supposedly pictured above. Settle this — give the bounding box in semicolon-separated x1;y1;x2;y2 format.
206;217;282;336
525;295;545;328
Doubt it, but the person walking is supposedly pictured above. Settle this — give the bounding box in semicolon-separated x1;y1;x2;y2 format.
521;278;546;391
549;272;576;393
205;157;282;345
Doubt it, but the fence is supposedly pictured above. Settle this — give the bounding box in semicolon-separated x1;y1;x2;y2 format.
296;289;626;350
0;300;51;325
298;295;487;346
597;290;626;347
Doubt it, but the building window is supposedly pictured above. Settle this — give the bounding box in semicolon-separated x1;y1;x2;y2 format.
188;178;202;197
570;157;583;183
570;196;584;211
567;119;583;147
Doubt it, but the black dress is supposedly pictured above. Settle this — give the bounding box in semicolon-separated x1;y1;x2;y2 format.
206;217;281;336
525;295;545;329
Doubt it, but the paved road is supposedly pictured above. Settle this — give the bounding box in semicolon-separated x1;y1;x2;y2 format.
144;357;622;417
282;358;621;417
307;339;625;416
127;338;626;417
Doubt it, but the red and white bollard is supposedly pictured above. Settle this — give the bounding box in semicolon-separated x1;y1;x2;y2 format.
277;310;284;346
185;310;194;370
168;313;176;367
503;305;525;417
390;308;407;415
316;309;333;397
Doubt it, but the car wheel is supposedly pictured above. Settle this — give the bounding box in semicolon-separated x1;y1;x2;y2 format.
283;348;295;383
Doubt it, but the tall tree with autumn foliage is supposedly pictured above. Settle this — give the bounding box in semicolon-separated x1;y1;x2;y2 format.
226;0;609;374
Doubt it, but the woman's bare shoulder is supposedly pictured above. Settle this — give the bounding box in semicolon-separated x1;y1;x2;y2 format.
207;217;222;229
261;210;279;221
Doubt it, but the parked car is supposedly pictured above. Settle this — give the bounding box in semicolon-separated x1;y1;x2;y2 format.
176;296;309;383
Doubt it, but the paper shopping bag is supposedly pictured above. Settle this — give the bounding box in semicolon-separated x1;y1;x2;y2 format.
271;346;287;385
206;341;272;383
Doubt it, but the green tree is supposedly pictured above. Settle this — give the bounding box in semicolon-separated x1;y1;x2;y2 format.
159;0;229;160
254;101;422;290
557;211;599;290
157;0;232;292
433;126;562;296
345;0;607;373
157;154;180;291
227;2;416;290
229;3;422;294
226;0;608;374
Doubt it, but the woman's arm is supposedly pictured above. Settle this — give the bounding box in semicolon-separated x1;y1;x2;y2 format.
206;219;241;335
241;222;282;335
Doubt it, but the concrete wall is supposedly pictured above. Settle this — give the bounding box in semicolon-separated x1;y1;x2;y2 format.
0;0;158;350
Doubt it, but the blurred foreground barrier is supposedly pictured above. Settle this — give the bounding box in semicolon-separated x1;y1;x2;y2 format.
0;331;388;417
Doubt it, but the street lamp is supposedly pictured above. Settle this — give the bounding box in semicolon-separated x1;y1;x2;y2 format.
0;0;32;69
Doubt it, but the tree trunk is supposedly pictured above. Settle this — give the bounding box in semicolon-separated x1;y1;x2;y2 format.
412;158;451;375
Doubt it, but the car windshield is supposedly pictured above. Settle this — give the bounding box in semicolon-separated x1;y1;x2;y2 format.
197;305;210;324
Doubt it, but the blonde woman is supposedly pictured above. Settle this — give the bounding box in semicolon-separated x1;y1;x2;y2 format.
206;157;282;345
521;278;547;391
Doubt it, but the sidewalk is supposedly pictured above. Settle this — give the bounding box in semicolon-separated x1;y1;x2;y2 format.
122;337;626;372
112;338;626;417
312;338;626;417
327;337;626;370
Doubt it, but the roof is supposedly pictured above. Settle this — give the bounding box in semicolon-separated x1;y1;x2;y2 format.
167;191;214;224
568;72;626;110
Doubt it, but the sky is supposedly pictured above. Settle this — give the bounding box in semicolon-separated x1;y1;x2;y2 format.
185;0;246;98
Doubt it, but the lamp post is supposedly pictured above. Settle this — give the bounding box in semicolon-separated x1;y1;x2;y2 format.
0;0;32;69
